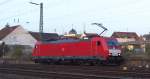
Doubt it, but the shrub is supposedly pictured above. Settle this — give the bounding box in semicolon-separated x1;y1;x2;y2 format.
145;44;150;56
11;46;23;59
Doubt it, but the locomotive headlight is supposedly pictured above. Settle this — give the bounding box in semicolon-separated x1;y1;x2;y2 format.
118;53;121;56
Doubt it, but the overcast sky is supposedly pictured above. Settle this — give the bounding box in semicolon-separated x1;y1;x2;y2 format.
0;0;150;36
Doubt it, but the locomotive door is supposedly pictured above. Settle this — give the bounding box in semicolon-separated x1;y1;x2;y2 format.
92;40;101;56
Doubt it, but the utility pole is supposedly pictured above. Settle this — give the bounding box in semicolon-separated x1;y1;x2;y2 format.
39;3;43;33
30;2;43;41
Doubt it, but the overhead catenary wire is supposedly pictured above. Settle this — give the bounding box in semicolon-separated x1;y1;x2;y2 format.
0;8;39;24
0;0;148;22
0;0;13;6
0;0;149;34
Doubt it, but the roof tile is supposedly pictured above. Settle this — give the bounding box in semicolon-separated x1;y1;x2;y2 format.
0;25;19;40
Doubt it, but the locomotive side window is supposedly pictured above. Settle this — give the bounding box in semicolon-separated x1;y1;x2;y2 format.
96;41;101;46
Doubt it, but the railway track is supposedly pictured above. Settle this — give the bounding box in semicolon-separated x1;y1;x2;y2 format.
0;67;120;79
1;64;150;73
0;64;150;79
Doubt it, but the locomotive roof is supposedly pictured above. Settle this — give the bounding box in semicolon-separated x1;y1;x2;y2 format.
43;37;91;44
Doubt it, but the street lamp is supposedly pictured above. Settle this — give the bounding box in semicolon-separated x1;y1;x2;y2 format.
29;2;43;41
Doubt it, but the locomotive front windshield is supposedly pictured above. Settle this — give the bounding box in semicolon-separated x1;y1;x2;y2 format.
107;40;119;46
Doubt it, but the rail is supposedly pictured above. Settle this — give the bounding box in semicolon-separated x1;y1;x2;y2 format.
0;64;150;79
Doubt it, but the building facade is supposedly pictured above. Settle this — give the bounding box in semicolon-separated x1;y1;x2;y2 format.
0;25;59;47
111;32;145;53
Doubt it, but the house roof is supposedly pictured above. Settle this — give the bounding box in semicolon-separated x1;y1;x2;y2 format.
0;25;19;40
111;32;139;39
143;34;150;40
29;32;59;41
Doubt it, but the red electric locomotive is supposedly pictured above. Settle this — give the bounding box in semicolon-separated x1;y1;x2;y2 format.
32;23;123;65
32;36;123;65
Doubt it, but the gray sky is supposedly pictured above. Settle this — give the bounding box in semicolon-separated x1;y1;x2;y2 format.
0;0;150;36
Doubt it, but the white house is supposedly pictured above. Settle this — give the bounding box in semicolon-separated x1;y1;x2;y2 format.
0;25;58;47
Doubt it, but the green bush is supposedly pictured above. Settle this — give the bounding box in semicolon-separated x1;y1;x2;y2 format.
11;46;23;59
145;44;150;56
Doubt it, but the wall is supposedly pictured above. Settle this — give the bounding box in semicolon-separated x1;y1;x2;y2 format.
2;26;37;47
2;45;33;60
116;38;135;43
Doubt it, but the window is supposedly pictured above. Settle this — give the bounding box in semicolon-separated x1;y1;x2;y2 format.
96;41;101;46
107;40;119;46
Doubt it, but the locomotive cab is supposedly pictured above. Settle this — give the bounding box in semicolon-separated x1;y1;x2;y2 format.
91;37;109;60
105;37;123;65
107;38;121;56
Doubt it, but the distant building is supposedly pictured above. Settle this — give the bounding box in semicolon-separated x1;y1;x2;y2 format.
111;32;140;43
29;32;59;41
69;28;77;34
111;32;145;53
143;33;150;41
63;28;78;38
0;25;59;46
